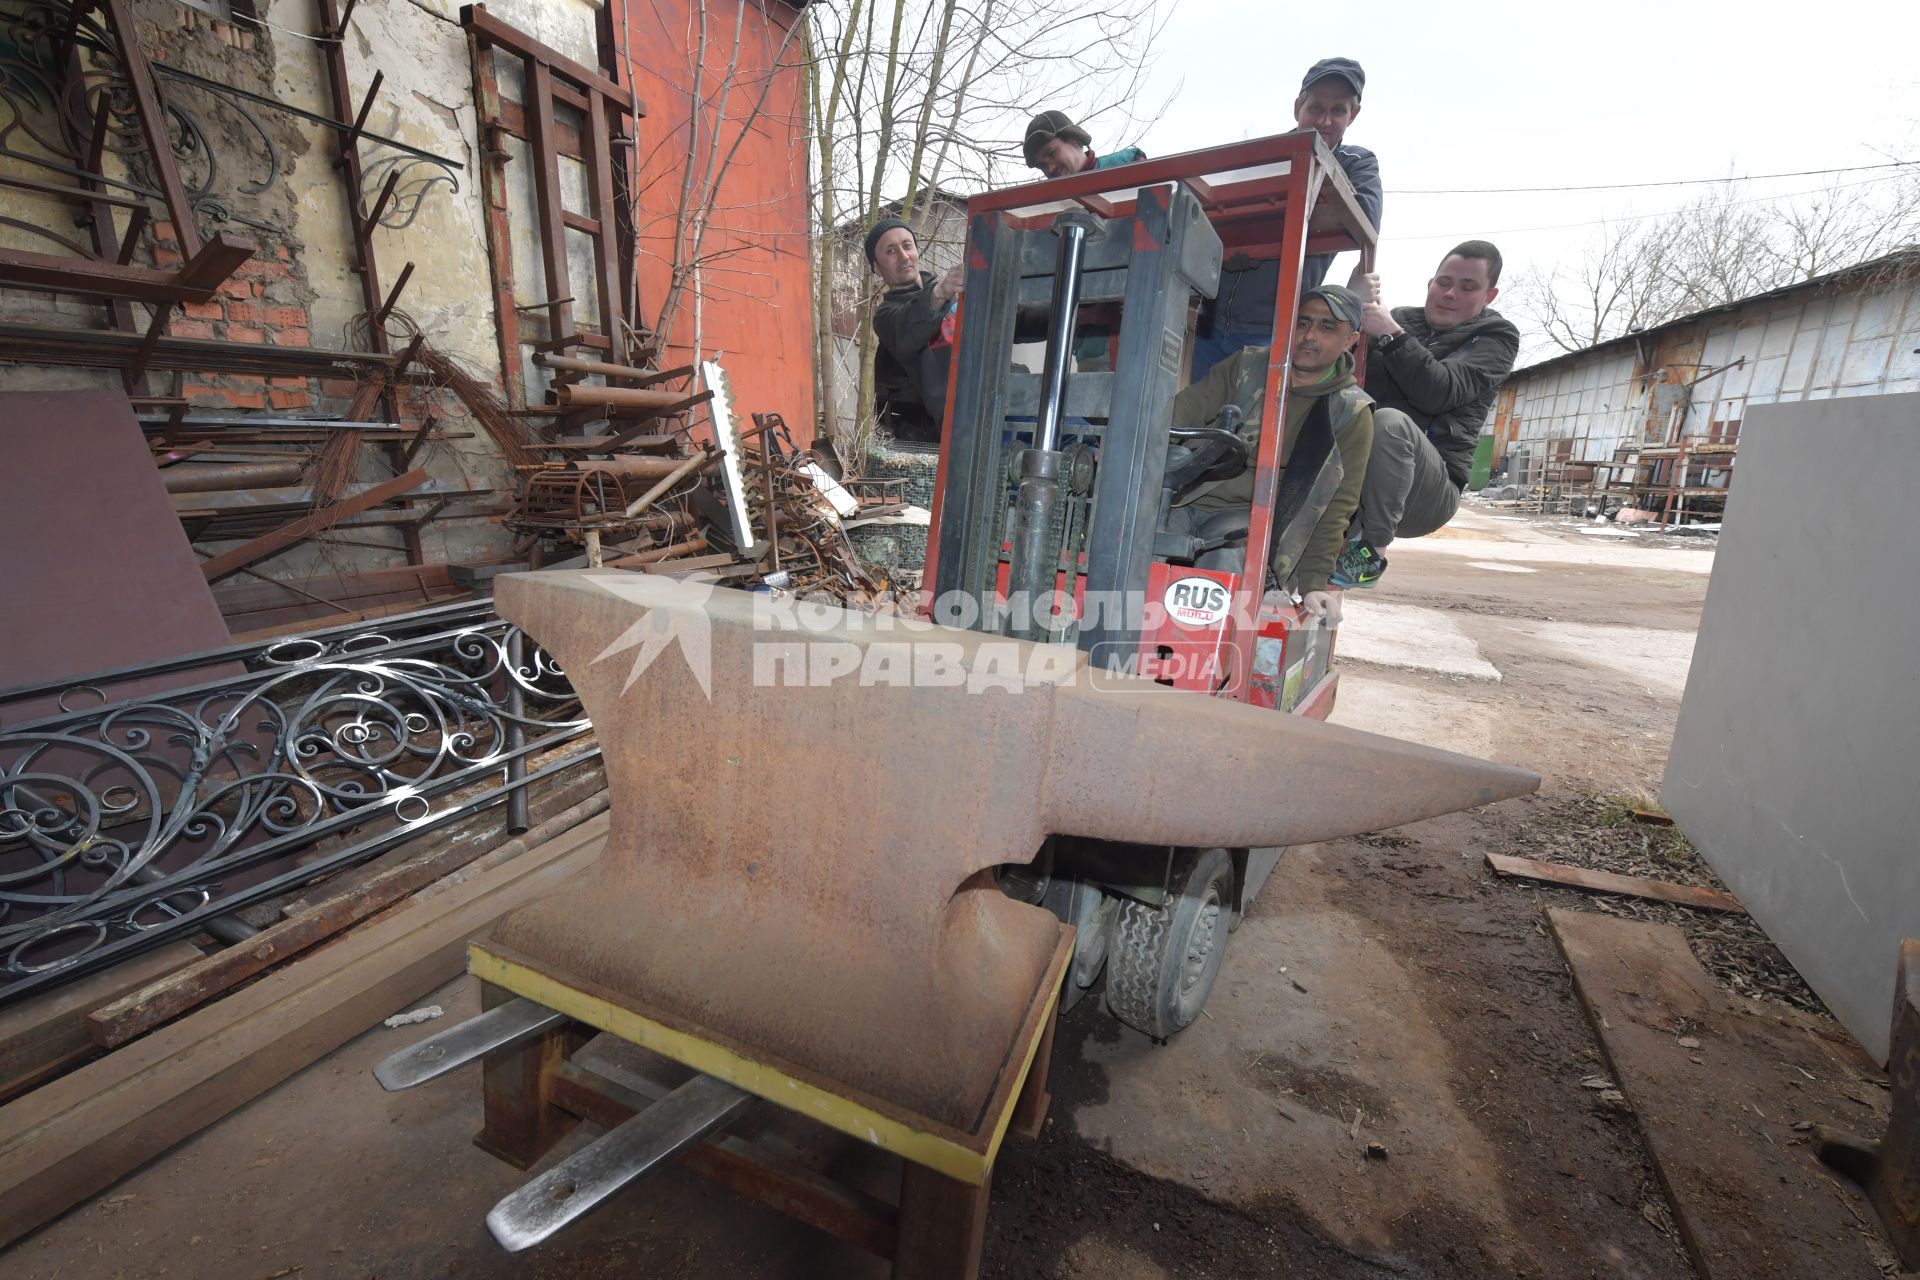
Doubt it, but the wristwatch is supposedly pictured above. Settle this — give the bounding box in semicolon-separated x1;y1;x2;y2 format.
1376;331;1402;351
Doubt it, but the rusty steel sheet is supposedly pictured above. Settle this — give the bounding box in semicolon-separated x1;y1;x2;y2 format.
484;572;1538;1145
0;391;234;706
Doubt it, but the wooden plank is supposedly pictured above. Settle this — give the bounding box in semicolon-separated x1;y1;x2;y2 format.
1545;909;1885;1280
1487;852;1745;914
0;814;612;1250
87;782;610;1048
196;468;430;584
0;943;203;1105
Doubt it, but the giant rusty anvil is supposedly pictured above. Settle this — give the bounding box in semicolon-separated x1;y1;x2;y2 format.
474;572;1538;1179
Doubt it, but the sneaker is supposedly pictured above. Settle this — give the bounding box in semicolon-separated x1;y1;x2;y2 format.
1330;538;1387;588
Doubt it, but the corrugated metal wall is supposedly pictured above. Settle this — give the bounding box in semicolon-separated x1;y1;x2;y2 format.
1496;276;1920;486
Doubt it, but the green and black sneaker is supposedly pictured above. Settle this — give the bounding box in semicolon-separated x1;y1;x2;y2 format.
1330;537;1387;589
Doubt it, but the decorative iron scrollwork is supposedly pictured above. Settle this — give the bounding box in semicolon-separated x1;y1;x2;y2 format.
0;0;461;240
0;605;587;1001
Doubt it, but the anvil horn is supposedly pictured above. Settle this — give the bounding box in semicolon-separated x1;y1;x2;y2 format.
1043;669;1539;848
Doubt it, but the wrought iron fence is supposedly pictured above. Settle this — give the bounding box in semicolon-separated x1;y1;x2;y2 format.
0;601;590;1006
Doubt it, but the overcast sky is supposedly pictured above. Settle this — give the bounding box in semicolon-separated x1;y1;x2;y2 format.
1069;0;1920;359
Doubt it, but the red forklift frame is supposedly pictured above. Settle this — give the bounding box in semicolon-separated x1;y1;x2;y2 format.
922;129;1378;703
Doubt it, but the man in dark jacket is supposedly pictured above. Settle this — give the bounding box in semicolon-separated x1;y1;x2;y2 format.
1192;57;1382;379
1332;239;1519;588
866;216;961;444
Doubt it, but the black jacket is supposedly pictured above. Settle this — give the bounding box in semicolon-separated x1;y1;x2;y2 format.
872;271;953;431
1364;305;1519;487
1202;143;1382;338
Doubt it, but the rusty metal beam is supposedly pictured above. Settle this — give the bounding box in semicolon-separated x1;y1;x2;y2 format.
524;61;575;342
317;0;388;355
98;0;198;256
460;3;639;113
195;468;431;583
0;233;253;304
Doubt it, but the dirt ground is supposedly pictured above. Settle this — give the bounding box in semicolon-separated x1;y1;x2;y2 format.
11;505;1874;1280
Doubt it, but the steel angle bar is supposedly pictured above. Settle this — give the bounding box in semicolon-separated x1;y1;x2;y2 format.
148;62;464;171
374;996;567;1091
486;1074;752;1251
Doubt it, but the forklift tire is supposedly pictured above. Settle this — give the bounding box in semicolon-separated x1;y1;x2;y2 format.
1104;847;1234;1039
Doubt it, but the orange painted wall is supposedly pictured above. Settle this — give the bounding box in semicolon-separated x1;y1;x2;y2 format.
621;0;815;442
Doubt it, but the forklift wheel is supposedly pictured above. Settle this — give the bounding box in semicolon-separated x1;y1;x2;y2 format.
1104;847;1234;1039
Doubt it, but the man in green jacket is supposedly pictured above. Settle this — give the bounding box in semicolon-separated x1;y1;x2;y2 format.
1165;284;1373;622
1335;240;1519;588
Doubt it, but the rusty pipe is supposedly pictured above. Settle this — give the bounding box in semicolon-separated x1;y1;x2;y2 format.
550;383;688;412
572;456;699;481
622;450;709;518
536;353;670;382
604;536;709;569
162;460;307;493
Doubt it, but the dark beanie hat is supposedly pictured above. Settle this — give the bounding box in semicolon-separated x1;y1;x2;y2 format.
864;216;911;268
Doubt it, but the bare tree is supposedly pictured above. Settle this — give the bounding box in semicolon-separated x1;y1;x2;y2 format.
804;0;1171;459
1518;166;1920;356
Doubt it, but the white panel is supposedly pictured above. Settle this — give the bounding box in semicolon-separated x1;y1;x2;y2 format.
1665;392;1920;1062
1853;290;1897;340
1839;336;1894;390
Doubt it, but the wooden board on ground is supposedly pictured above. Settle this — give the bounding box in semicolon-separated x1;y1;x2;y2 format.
0;812;612;1249
1488;852;1745;913
1546;908;1888;1280
0;942;203;1104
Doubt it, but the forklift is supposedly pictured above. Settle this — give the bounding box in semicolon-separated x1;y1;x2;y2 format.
923;128;1379;1038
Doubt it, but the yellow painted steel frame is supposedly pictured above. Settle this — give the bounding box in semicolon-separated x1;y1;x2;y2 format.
468;930;1070;1185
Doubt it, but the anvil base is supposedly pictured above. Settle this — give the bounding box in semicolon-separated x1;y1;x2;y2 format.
468;924;1072;1187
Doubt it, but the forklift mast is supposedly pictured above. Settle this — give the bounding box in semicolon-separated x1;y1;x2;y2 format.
922;130;1377;706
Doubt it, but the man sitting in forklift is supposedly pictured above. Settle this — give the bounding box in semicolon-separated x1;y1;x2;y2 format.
1163;284;1374;624
1332;240;1520;587
866;216;963;444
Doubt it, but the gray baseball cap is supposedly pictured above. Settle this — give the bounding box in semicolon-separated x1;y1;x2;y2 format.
1300;57;1365;100
1302;284;1364;329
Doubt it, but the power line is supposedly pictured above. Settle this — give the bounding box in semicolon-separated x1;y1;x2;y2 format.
1381;171;1911;244
1387;159;1915;197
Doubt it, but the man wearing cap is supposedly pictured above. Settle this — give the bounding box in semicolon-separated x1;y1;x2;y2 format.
1332;239;1519;588
1021;111;1145;371
866;216;963;444
1163;283;1374;622
1022;109;1146;180
1192;57;1382;380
